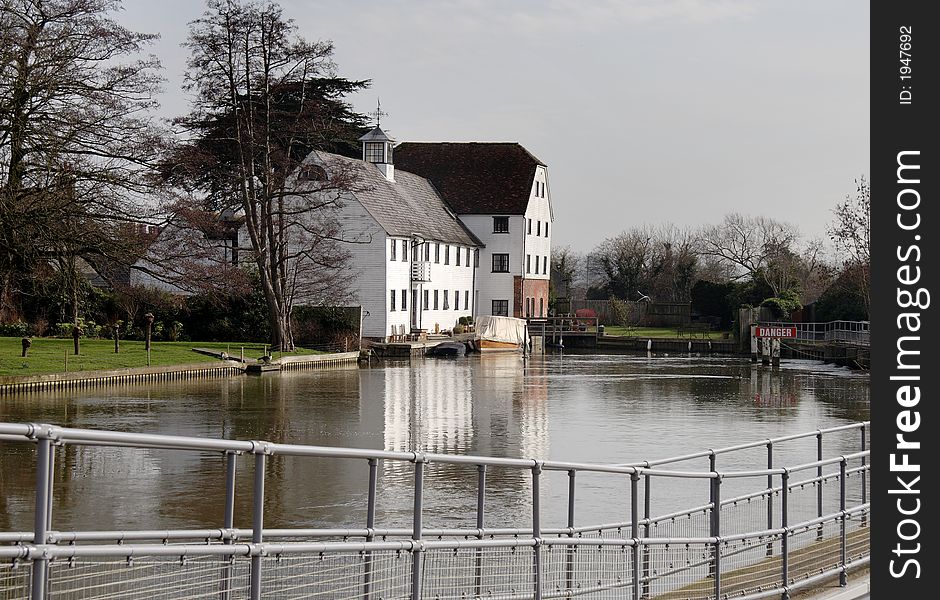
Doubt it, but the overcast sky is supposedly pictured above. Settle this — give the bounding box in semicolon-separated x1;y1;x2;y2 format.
120;0;870;253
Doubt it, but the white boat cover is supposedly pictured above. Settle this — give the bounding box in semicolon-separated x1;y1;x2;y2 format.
475;316;529;345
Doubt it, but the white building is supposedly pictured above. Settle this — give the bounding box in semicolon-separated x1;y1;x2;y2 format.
308;128;482;340
395;143;553;319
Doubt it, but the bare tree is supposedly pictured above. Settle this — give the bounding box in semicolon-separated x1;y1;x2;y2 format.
827;177;870;315
551;245;581;298
162;0;368;350
594;224;698;302
698;214;800;297
0;0;165;322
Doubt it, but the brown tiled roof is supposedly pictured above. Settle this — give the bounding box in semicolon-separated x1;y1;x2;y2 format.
394;142;545;215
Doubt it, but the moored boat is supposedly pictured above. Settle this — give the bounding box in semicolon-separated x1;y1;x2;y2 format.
474;316;529;352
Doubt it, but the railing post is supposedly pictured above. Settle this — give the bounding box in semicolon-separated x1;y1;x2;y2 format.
708;452;716;578
476;465;486;598
712;474;722;600
631;471;640;600
860;426;867;526
642;471;651;599
30;435;52;600
766;442;774;556
566;469;575;592
816;432;823;540
532;464;543;600
839;457;847;587
411;458;425;600
781;470;790;600
249;448;267;600
220;451;238;600
364;458;378;600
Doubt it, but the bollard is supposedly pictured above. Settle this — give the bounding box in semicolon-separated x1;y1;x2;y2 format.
771;338;781;366
21;337;31;357
249;450;267;600
475;465;487;597
761;337;770;365
566;469;576;592
363;458;378;600
781;471;790;600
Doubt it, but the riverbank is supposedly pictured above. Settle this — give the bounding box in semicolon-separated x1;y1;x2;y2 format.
0;337;319;377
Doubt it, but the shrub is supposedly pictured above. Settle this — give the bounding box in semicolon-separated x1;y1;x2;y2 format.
760;289;802;319
0;320;29;337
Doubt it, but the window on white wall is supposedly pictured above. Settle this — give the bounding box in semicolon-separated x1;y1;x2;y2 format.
545;222;549;237
474;249;479;267
456;247;461;266
424;242;430;261
492;300;508;316
543;256;548;274
526;254;531;274
536;221;541;236
493;216;509;233
423;290;429;310
454;290;459;310
527;219;532;235
465;290;470;310
444;245;450;265
390;289;396;311
434;243;440;263
402;240;408;261
434;290;439;310
401;289;407;311
390;239;396;261
492;254;510;272
443;290;449;310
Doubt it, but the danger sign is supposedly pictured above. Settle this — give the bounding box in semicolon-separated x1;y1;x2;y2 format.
755;326;797;338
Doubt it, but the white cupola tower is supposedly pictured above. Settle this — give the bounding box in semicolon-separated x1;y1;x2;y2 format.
359;99;395;181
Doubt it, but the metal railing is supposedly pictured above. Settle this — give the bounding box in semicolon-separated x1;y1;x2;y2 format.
0;421;870;600
759;321;870;347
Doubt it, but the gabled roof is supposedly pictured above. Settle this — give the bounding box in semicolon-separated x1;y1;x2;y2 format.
313;151;481;247
394;142;545;215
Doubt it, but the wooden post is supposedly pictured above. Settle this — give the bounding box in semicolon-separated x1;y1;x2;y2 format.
144;312;154;351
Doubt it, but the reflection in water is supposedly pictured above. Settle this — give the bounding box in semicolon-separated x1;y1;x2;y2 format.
0;355;868;534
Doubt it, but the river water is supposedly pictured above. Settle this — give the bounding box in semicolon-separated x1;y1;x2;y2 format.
0;353;869;535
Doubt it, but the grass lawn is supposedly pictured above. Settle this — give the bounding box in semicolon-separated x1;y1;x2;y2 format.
602;326;731;340
0;337;321;377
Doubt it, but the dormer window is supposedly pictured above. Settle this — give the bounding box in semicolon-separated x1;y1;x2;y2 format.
298;164;327;181
364;142;386;163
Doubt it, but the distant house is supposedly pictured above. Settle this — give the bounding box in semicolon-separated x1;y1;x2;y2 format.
395;142;552;319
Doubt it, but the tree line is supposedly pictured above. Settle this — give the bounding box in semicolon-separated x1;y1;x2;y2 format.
1;0;371;350
553;180;870;327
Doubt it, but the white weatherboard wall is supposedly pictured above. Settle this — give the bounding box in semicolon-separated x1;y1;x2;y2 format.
415;242;474;332
332;194;388;338
523;165;552;314
458;165;552;317
459;215;520;316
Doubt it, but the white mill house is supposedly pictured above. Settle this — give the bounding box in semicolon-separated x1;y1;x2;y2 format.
310;123;554;342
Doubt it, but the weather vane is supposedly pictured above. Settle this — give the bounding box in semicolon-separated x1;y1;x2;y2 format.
370;98;388;128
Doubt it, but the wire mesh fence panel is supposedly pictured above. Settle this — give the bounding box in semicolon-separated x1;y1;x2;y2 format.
45;556;250;600
545;543;634;599
785;519;843;586
461;546;535;598
262;550;411;599
846;511;870;564
642;542;711;600
0;562;30;600
648;510;710;540
717;534;784;597
717;493;773;537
